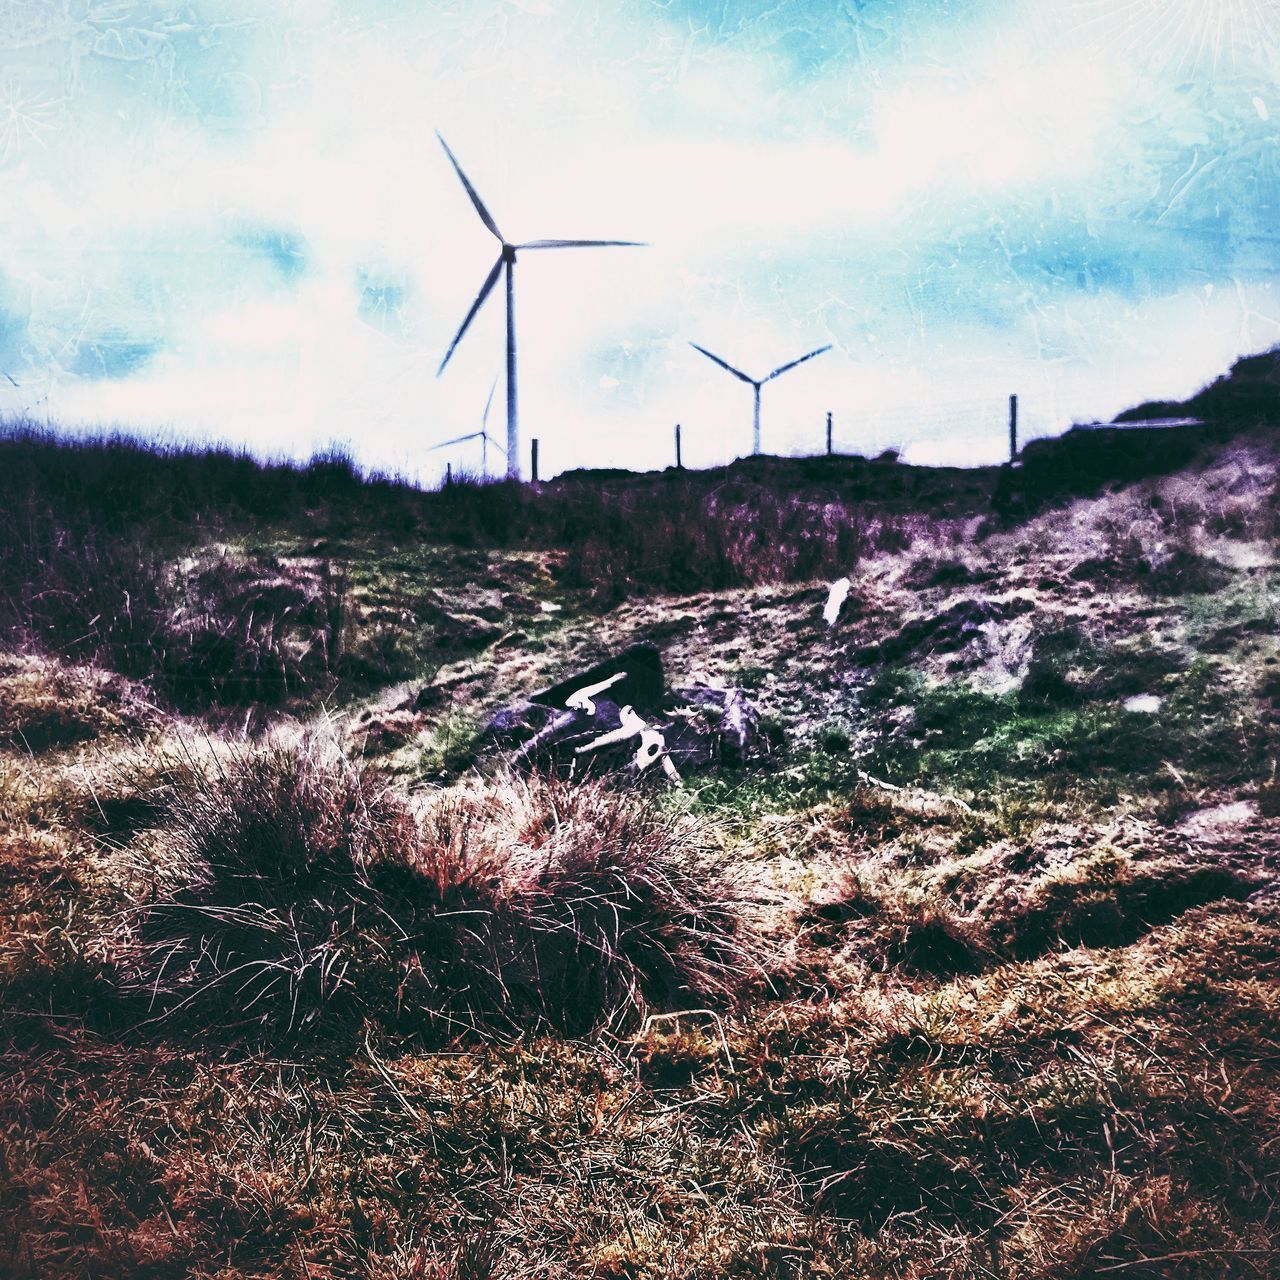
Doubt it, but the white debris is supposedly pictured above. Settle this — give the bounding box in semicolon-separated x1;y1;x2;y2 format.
565;670;627;716
823;576;851;627
634;727;665;770
576;705;646;753
1123;694;1162;714
635;727;683;785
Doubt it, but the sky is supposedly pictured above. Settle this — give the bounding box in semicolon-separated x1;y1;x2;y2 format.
2;0;1279;478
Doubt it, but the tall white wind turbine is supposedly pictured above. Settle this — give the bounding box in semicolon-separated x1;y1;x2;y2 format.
436;133;646;479
690;341;832;456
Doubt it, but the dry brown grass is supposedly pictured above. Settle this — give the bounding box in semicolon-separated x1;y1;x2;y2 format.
2;426;1279;1277
110;737;756;1043
4;896;1277;1277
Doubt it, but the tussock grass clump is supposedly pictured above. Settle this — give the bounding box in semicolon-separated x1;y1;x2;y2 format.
0;652;151;752
156;552;346;709
121;736;419;1037
122;740;753;1040
412;773;756;1034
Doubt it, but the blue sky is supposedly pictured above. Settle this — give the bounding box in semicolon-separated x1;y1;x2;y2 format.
2;0;1279;476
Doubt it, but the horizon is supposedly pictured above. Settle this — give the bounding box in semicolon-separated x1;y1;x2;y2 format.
2;1;1278;479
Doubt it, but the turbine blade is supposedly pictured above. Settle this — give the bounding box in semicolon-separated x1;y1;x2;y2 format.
483;432;509;457
765;344;832;382
428;431;483;452
517;239;647;249
436;132;504;241
437;257;504;375
689;342;754;384
482;377;497;429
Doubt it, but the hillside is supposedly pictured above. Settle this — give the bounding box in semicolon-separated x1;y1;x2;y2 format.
2;381;1280;1276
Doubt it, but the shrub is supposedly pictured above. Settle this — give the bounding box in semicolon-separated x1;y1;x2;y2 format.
155;552;346;709
119;740;753;1040
0;484;347;710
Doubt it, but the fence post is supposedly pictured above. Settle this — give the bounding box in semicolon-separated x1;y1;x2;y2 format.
675;423;683;469
445;462;453;487
531;437;539;484
1009;394;1018;463
826;411;833;456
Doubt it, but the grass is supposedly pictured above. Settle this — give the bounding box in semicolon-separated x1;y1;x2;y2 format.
857;650;1270;804
112;736;755;1043
2;419;1280;1276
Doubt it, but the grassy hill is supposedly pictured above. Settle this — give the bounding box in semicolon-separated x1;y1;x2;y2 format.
2;361;1280;1277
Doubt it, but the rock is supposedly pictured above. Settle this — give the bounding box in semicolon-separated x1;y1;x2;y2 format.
823;577;852;627
477;700;565;753
415;594;503;653
535;643;665;714
475;647;666;771
472;645;770;779
507;697;639;769
1122;694;1162;714
857;595;1035;664
672;684;770;766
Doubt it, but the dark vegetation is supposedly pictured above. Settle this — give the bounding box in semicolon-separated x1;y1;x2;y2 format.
0;425;964;644
5;343;1276;706
3;353;1280;1276
1118;345;1280;425
116;741;749;1043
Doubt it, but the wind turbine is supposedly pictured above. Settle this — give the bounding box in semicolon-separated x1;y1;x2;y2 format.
427;379;507;478
436;133;646;479
690;341;832;456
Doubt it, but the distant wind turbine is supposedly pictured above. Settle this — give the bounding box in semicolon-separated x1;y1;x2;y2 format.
690;341;832;455
427;378;506;477
436;132;646;479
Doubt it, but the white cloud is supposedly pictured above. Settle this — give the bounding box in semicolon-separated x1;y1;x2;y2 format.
0;0;1271;480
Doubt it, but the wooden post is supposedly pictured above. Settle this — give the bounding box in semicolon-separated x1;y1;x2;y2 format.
445;462;453;486
1009;394;1018;463
826;411;833;456
531;437;539;484
675;423;683;469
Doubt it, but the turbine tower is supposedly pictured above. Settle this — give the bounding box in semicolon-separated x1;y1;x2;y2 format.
690;341;832;456
427;379;506;478
436;133;645;479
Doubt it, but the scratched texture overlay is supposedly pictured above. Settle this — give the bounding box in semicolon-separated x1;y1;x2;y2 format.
1;0;1278;477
